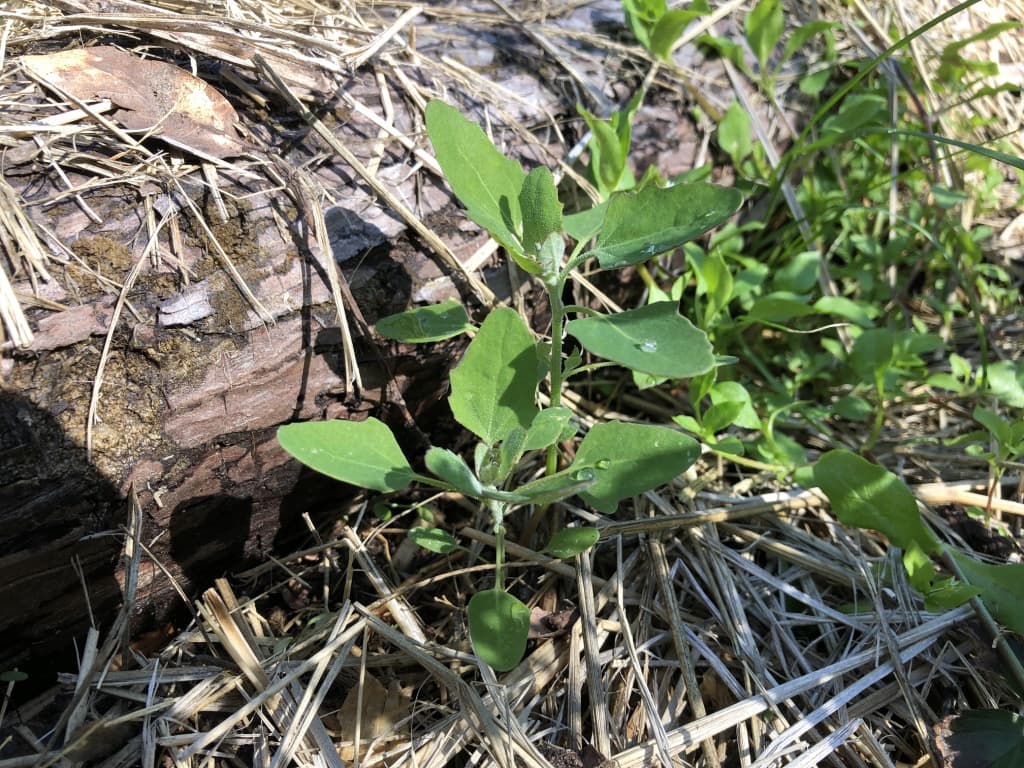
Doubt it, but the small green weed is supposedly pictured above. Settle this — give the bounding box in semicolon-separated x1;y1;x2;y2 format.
279;101;740;671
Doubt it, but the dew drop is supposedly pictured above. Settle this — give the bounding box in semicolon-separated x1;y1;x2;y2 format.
640;340;658;353
643;242;658;256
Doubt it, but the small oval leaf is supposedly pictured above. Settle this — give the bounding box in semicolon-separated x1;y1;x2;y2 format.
408;527;459;555
376;301;474;342
468;589;530;671
277;418;417;492
545;527;600;558
566;302;714;379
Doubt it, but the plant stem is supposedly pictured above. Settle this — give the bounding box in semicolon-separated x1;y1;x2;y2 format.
489;499;507;590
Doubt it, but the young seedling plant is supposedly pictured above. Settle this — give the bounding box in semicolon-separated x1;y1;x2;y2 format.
278;101;741;671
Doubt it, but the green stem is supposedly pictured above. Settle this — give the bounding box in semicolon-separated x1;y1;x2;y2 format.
489;499;507;590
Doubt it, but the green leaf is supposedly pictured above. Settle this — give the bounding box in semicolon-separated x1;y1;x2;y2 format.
573;422;700;513
277;418;418;492
974;406;1011;445
718;102;752;165
773;250;820;293
566;302;715;378
782;20;835;63
822;93;885;134
514;466;598;506
518;166;563;255
580;107;628;196
950;551;1024;635
563;201;609;242
524;407;574;451
425;100;525;253
425;447;483;498
745;0;783;71
591;183;742;269
848;329;894;379
545;527;600;558
709;381;759;430
984;359;1024;408
408;527;459;554
449;307;539;446
468;589;530;671
650;9;704;60
934;709;1024;768
375;300;474;342
495;427;528;482
812;296;875;327
813;450;941;554
702;400;743;434
746;295;816;323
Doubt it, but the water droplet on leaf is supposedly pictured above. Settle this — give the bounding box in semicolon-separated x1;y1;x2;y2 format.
640;340;658;352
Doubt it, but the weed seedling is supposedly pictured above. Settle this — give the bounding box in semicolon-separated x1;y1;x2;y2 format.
278;101;741;670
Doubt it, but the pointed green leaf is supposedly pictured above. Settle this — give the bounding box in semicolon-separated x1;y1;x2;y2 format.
519;166;563;255
848;329;894;379
572;422;700;513
545;527;600;558
590;183;742;269
745;0;784;71
496;427;528;482
277;418;417;492
375;300;474;342
566;302;715;378
408;527;459;554
425;447;483;498
425;100;525;252
813;450;941;554
950;551;1024;635
449;307;539;446
468;589;530;671
650;9;704;60
580;107;628;196
718;101;752;164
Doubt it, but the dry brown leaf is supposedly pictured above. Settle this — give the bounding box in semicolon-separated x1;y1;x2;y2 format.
335;674;411;765
21;46;250;160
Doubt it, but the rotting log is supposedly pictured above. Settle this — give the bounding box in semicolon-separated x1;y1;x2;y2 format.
0;161;495;690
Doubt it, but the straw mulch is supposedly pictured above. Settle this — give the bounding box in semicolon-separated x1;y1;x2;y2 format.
0;1;1021;766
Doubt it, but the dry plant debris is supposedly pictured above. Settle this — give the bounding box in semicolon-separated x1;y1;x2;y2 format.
0;0;1021;767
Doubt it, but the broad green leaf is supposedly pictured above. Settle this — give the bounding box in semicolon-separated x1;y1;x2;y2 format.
566;302;715;378
773;250;820;293
702;400;743;434
563;201;609;242
573;422;700;513
746;295;815;323
950;551;1024;635
449;307;539;446
848;329;894;378
513;467;597;506
590;183;742;269
375;300;473;342
709;381;759;430
984;359;1024;408
650;9;704;61
812;296;875;327
718;102;752;165
821;93;885;134
425;100;525;253
813;450;940;554
934;709;1024;768
408;527;459;554
524;407;574;451
782;20;836;63
425;447;483;498
468;589;530;671
519;166;563;255
545;527;600;558
745;0;783;71
974;406;1011;445
277;418;418;492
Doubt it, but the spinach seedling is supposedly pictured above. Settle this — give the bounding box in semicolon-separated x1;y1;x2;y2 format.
278;101;741;671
